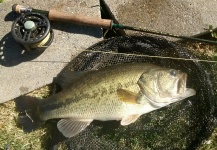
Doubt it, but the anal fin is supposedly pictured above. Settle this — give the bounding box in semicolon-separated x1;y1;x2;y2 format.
57;118;93;138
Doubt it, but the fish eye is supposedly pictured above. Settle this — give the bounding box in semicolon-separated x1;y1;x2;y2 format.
170;69;177;76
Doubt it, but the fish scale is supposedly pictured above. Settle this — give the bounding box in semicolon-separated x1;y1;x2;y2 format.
38;63;157;120
17;63;195;138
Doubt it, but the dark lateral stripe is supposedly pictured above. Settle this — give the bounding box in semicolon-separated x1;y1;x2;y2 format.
39;80;137;114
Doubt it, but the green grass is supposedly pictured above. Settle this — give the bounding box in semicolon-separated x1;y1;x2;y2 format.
0;0;6;3
199;128;217;150
0;86;50;149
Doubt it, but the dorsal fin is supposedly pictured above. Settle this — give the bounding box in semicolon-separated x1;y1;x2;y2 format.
55;70;92;89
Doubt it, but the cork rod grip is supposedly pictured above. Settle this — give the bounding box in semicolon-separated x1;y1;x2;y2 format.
48;9;112;29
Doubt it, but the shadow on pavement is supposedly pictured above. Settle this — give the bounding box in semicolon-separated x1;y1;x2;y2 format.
0;32;44;67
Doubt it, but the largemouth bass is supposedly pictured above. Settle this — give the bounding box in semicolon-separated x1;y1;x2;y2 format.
16;63;196;138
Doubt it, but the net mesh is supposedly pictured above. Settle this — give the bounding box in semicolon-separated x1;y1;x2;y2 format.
53;35;217;150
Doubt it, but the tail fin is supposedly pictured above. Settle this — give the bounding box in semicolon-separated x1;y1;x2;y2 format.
15;96;44;132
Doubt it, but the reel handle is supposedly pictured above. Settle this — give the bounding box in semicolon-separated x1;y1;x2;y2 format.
12;4;113;29
49;9;113;29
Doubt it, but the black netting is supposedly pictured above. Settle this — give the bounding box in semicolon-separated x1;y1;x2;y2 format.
53;35;217;150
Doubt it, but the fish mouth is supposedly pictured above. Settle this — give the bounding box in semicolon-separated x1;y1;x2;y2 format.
177;73;187;94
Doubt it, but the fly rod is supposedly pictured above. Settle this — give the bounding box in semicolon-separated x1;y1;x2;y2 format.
12;4;113;29
12;4;217;45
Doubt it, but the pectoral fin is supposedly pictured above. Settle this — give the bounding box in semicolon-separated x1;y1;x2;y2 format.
57;119;93;138
121;115;141;126
117;89;138;104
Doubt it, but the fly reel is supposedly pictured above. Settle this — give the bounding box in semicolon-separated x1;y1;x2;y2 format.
11;12;54;52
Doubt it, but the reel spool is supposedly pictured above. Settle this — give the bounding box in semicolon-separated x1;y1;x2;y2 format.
11;12;54;52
